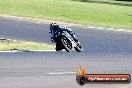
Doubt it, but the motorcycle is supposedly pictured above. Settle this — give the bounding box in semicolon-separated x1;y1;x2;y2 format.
49;30;82;52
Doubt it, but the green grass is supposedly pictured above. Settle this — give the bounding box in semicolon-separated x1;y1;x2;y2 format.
76;0;132;6
0;39;55;51
0;0;132;29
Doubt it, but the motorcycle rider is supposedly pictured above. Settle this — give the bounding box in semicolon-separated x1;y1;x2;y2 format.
49;23;78;43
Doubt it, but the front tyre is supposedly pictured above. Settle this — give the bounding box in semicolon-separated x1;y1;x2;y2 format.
60;37;72;52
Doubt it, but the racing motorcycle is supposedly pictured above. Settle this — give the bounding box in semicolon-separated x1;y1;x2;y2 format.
49;29;82;52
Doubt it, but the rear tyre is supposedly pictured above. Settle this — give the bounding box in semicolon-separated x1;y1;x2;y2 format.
60;37;72;52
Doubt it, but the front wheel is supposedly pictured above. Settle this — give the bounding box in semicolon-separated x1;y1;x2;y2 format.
60;37;72;52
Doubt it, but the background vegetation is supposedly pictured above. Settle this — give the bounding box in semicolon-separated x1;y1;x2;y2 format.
0;0;132;29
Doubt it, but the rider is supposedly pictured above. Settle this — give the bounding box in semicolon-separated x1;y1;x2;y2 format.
49;23;78;43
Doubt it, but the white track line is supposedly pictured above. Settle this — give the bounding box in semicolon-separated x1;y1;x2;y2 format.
0;50;56;53
48;72;76;75
85;26;132;33
31;50;56;52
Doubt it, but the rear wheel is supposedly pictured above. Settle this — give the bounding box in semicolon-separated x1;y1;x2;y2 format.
60;37;72;52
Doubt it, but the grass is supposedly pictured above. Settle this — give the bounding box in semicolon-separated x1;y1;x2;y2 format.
0;39;55;51
75;0;132;6
0;0;132;29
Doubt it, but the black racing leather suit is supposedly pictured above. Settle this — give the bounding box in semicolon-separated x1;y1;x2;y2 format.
50;25;78;42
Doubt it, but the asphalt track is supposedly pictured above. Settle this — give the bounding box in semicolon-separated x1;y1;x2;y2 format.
0;16;132;88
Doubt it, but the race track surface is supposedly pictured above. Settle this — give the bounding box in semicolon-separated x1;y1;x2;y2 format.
0;16;132;88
